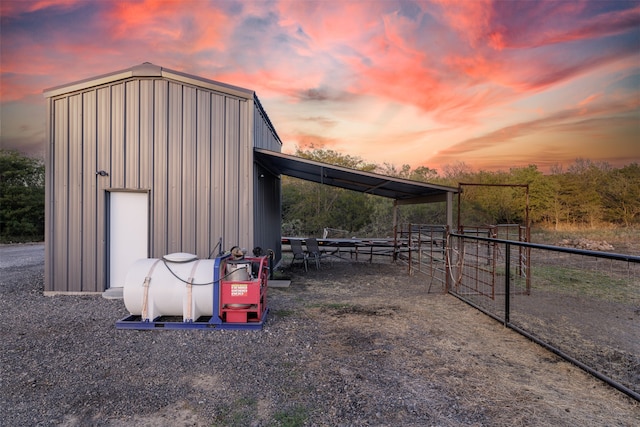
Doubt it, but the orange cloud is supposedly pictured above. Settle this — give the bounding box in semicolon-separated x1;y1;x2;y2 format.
281;130;341;152
427;94;640;172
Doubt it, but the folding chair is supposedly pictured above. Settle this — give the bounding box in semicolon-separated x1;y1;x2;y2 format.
305;237;323;270
290;239;308;271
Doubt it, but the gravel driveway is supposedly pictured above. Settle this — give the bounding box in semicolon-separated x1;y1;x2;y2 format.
1;244;638;426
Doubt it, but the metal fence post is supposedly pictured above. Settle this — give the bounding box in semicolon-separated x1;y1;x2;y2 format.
504;243;510;326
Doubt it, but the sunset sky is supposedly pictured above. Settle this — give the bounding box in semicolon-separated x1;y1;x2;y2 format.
1;0;639;174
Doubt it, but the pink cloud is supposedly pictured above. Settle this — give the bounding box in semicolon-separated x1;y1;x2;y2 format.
430;0;494;48
530;4;640;48
276;0;385;52
104;0;230;52
0;0;81;16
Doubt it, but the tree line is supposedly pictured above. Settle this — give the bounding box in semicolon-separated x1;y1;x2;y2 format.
1;149;638;242
283;148;640;237
0;150;45;242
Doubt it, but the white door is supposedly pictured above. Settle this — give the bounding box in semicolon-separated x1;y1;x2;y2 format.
109;191;149;288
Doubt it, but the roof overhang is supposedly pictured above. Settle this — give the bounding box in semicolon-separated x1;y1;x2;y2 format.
254;149;458;205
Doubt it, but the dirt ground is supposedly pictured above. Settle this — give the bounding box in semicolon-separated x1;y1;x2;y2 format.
1;245;639;426
256;258;640;426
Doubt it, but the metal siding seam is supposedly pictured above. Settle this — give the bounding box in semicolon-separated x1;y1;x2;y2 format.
196;90;211;258
95;88;106;290
252;106;259;247
167;82;182;253
223;97;232;248
111;84;125;188
96;87;111;290
182;86;197;252
140;80;153;189
139;80;153;257
125;80;140;189
239;99;246;247
53;97;68;291
154;80;169;256
225;97;240;247
206;92;214;256
211;94;225;252
244;100;253;250
69;94;84;292
222;97;238;248
82;90;97;291
45;99;53;292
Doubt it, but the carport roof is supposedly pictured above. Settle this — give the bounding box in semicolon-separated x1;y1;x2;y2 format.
254;149;458;205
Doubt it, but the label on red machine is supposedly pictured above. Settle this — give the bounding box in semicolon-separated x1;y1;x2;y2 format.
230;284;248;296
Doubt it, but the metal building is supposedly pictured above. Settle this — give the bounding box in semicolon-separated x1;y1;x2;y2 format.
43;63;282;294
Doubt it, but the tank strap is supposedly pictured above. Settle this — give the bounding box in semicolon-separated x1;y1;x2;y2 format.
141;259;162;321
185;260;202;321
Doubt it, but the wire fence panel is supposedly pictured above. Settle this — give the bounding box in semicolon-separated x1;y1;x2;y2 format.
448;233;640;401
395;224;448;291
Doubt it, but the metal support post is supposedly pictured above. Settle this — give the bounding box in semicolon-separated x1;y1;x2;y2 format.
504;243;510;326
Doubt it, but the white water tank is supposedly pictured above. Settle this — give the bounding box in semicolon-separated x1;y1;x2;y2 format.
123;253;216;322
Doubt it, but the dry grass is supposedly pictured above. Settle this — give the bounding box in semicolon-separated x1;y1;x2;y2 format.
268;262;640;426
531;226;640;255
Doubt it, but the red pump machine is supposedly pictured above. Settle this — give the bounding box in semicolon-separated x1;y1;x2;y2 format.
220;256;268;323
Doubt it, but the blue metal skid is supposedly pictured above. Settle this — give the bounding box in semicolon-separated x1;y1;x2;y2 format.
116;253;268;331
115;311;268;330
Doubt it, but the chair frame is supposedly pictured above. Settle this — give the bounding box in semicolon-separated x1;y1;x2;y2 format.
289;239;308;271
305;237;323;270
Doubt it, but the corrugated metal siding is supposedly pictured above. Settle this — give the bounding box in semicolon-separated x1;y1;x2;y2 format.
152;80;168;256
252;102;281;151
224;97;240;249
253;164;282;260
210;94;226;254
251;101;283;260
96;87;110;290
52;97;68;291
195;89;212;257
125;80;140;188
46;75;267;292
239;98;252;248
167;82;182;253
68;94;82;291
139;80;154;190
111;84;125;189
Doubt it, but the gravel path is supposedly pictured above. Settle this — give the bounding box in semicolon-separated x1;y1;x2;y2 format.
1;244;638;426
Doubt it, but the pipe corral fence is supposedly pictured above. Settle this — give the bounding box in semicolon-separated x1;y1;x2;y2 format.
440;231;639;401
390;223;638;401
